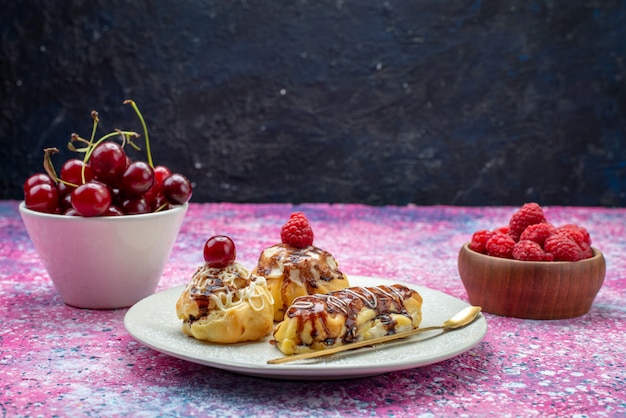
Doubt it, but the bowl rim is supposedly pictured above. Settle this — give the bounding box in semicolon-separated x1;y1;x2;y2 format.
19;201;188;221
460;242;603;265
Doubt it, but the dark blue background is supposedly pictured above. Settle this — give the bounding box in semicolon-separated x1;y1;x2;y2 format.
1;1;625;206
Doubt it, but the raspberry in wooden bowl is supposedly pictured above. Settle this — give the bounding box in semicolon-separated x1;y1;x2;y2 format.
457;203;606;319
458;243;605;319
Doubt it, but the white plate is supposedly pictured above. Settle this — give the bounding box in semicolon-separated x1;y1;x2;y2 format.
124;276;487;380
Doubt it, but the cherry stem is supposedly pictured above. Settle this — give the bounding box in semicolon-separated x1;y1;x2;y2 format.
68;133;93;153
154;202;169;212
80;111;100;184
124;100;153;168
63;101;149;185
116;129;142;151
43;148;59;183
70;133;91;145
43;148;78;187
67;143;89;153
89;111;99;143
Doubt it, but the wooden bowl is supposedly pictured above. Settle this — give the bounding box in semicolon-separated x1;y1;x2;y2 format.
458;243;606;319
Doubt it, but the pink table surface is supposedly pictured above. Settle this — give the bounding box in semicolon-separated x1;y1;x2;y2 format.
1;201;625;417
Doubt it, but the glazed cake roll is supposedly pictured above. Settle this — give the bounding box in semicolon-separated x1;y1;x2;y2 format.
253;243;350;322
176;262;274;343
273;284;423;355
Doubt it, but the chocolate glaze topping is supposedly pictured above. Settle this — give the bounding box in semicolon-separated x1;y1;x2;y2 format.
184;263;266;323
256;244;345;287
255;243;348;316
287;284;417;345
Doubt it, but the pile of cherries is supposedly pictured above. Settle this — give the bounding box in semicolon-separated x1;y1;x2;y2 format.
23;101;192;217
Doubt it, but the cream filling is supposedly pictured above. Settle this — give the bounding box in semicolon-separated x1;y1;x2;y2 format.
187;263;273;312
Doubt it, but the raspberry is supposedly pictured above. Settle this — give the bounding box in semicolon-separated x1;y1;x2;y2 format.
280;212;314;248
469;230;493;254
512;240;546;261
519;222;556;246
486;233;516;259
581;245;594;259
544;234;584;261
493;225;510;235
509;202;547;241
554;224;593;260
556;224;591;248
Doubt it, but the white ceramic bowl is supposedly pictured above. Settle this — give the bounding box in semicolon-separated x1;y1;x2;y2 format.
19;202;188;309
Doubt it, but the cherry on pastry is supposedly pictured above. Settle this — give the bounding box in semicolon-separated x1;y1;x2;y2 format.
203;235;236;268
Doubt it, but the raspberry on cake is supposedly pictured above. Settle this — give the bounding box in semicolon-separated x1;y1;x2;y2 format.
252;212;350;321
281;212;314;248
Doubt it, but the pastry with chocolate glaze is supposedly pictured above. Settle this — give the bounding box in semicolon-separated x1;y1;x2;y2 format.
252;212;350;321
273;284;423;355
176;235;274;343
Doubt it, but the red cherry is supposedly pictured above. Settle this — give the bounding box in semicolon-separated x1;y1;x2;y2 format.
103;206;124;216
110;188;123;205
71;182;112;217
23;173;54;192
151;194;171;212
56;181;72;198
90;142;128;187
120;196;150;215
203;235;236;268
154;165;172;188
120;161;154;197
24;183;59;213
143;181;161;209
144;165;173;209
163;173;192;204
60;159;94;186
64;208;80;216
59;193;73;213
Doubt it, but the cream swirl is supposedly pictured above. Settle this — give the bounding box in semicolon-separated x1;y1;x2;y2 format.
186;262;273;312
